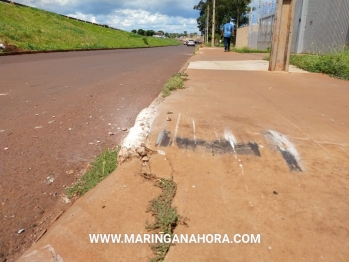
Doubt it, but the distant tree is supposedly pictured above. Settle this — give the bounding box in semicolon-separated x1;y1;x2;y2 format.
157;30;164;35
165;32;170;38
137;29;145;35
146;30;155;36
184;31;187;35
194;0;250;42
131;29;137;34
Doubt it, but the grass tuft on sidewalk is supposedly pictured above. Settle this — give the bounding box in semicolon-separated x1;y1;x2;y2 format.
0;2;179;52
65;148;119;198
162;73;188;97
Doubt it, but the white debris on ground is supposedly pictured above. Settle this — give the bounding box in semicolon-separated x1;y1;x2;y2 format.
0;43;5;49
46;176;54;184
118;105;158;164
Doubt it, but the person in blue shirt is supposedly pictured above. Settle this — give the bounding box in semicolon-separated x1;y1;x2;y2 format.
222;19;234;52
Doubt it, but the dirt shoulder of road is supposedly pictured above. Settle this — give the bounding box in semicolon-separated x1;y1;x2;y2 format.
18;47;349;261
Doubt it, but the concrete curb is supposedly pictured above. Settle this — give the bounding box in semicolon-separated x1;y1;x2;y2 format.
0;44;181;56
117;53;192;165
117;95;164;164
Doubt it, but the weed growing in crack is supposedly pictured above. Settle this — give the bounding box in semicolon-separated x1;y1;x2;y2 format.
146;178;179;262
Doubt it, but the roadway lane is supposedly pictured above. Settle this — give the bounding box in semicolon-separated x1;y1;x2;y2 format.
0;45;194;261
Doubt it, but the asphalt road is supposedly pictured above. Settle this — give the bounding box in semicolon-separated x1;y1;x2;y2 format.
0;45;194;261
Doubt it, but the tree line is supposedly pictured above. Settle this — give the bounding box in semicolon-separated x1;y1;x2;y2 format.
131;29;199;38
194;0;251;43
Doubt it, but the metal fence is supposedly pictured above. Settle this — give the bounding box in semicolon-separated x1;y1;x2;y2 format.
257;0;349;54
295;0;349;54
257;14;274;50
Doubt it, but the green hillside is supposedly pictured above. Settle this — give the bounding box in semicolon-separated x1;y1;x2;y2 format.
0;2;180;52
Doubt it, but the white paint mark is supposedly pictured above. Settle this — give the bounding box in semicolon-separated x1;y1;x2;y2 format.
45;245;63;262
157;150;166;155
156;131;164;146
172;113;181;146
35;126;42;129
268;130;305;171
192;119;196;144
0;93;8;96
225;129;245;175
339;147;349;156
23;245;63;262
224;129;237;153
239;163;245;175
0;130;5;133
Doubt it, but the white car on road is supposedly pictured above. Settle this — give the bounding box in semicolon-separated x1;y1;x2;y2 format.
187;40;195;47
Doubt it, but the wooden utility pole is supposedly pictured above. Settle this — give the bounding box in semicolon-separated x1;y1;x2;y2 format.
211;0;216;47
268;0;296;71
206;4;210;43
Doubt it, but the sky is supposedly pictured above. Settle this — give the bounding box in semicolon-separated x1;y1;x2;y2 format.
16;0;201;33
15;0;276;33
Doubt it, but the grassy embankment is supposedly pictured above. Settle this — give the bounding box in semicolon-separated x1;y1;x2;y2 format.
0;2;179;52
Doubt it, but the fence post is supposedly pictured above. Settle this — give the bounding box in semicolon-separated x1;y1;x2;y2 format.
268;0;296;71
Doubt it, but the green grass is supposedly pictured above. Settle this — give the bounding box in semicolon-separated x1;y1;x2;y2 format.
162;73;187;97
289;50;349;80
264;49;349;80
146;178;179;262
213;43;269;53
231;46;270;53
65;148;119;198
0;2;180;52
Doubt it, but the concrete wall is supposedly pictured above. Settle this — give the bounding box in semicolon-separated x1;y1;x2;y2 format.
236;26;249;48
236;25;259;49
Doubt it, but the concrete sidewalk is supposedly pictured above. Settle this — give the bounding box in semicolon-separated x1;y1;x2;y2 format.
19;47;349;261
